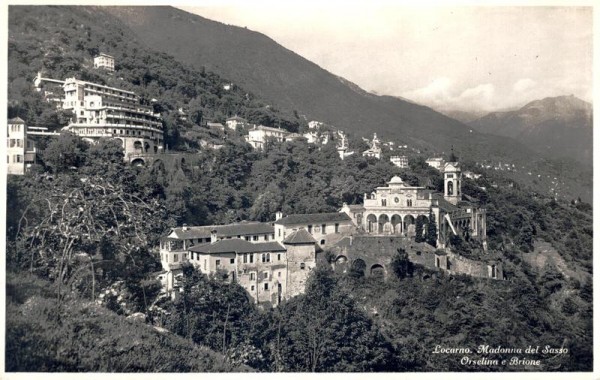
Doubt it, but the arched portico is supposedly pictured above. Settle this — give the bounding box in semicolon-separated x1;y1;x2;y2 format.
366;214;377;233
391;214;403;235
378;214;390;234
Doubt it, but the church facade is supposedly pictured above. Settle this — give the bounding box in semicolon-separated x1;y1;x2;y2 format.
341;162;487;249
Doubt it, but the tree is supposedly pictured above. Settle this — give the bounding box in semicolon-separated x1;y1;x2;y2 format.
274;267;395;371
391;248;414;280
426;208;437;247
40;132;89;173
414;217;424;243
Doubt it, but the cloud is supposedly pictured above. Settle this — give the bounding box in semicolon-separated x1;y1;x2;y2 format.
402;80;497;112
513;78;536;93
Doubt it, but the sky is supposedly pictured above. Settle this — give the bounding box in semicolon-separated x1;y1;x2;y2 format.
180;5;592;113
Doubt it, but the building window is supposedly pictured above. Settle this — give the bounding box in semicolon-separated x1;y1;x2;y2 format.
407;200;413;207
243;254;248;264
278;229;281;237
335;223;339;233
320;239;325;245
382;199;387;206
308;225;312;233
263;271;269;280
230;258;235;264
272;234;275;240
216;259;221;267
321;224;326;234
173;254;178;263
264;235;269;241
250;272;255;280
250;254;254;263
300;263;305;270
251;285;255;291
277;253;281;261
278;271;281;278
253;235;259;241
245;236;251;241
264;283;269;291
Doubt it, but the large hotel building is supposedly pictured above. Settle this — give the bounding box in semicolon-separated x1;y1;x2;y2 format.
61;78;164;157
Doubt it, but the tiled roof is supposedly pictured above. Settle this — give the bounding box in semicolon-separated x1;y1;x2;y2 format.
345;204;365;211
256;125;288;133
8;117;25;124
431;194;459;212
169;222;274;240
283;228;317;244
276;212;351;226
189;239;286;254
226;116;247;122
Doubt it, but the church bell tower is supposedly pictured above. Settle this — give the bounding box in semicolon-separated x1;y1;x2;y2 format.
444;162;461;205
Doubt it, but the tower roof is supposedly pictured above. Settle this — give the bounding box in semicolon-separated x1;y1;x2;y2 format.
388;175;405;185
283;228;317;244
444;162;461;171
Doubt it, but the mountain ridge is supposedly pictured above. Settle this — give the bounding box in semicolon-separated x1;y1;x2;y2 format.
469;95;592;165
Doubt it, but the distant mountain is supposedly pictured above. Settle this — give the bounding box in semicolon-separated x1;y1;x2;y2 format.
103;7;546;162
470;96;593;165
7;5;592;202
439;109;490;124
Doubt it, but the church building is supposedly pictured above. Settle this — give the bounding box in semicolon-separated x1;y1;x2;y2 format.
341;162;487;248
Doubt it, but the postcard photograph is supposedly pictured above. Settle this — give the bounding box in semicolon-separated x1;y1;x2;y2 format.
2;3;594;375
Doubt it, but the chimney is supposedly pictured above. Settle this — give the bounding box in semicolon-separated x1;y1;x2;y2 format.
275;211;283;221
210;229;218;243
182;223;188;231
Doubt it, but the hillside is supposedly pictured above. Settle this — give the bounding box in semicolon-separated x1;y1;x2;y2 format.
7;5;303;149
6;271;251;372
470;95;593;165
100;6;592;202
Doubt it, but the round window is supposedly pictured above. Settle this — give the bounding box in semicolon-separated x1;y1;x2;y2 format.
394;197;399;203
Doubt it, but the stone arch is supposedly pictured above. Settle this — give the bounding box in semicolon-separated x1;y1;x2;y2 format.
334;255;348;274
391;214;403;235
370;264;385;278
133;140;143;153
114;138;124;148
404;215;415;236
335;255;348;264
351;259;366;277
366;214;377;233
131;157;146;167
378;214;390;234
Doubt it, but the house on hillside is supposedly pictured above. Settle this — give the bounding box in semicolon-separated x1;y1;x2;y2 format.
207;122;225;131
158;220;318;306
362;133;382;159
245;125;289;150
273;211;354;247
225;115;248;130
6;117;60;175
426;157;445;171
390;155;409;168
93;53;115;72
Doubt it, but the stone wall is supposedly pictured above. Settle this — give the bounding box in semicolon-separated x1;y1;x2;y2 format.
284;244;317;299
329;234;503;281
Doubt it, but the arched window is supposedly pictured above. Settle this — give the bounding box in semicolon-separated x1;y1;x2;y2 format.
447;181;454;195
